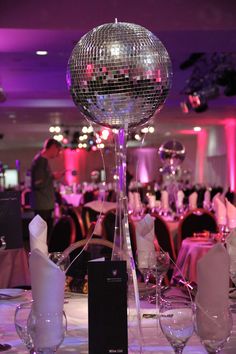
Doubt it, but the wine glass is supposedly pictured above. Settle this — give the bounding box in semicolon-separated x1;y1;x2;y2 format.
15;301;67;354
27;307;67;354
159;299;194;354
14;301;35;353
49;252;70;272
149;250;170;305
136;250;156;299
195;306;232;353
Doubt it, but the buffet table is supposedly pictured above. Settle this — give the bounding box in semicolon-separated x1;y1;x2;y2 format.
1;291;236;353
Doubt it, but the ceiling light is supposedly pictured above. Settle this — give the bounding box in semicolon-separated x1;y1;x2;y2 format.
148;126;155;133
193;126;202;132
36;50;48;56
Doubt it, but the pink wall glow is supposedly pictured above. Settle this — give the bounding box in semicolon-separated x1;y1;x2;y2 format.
196;129;207;183
64;148;80;185
224;119;236;191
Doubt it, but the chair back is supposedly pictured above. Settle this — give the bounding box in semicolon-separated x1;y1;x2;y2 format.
178;208;218;245
48;215;76;252
81;206;100;233
101;209;137;261
66;207;85;241
152;213;176;262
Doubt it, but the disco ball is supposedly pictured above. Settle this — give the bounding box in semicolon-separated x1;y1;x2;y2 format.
67;21;172;128
158;141;185;169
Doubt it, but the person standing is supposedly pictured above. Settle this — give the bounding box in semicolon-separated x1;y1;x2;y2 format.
30;138;63;243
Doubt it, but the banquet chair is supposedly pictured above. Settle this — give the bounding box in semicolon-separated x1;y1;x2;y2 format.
178;208;218;247
63;226;114;293
152;213;177;263
48;215;76;252
65;206;85;241
81;206;100;233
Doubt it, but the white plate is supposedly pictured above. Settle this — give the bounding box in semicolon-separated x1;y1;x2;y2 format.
0;288;26;299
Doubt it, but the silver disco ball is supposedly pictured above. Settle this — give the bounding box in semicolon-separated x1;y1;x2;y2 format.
158;141;186;169
67;21;172;128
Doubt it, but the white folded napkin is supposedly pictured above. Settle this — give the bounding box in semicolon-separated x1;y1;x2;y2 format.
133;192;143;213
214;197;227;226
195;243;230;340
128;192;135;210
226;198;236;229
29;248;65;348
29;215;48;255
147;194;156;209
84;200;116;213
203;190;211;209
135;214;156;268
226;228;236;286
161;190;169;210
188;191;197;210
176;190;184;208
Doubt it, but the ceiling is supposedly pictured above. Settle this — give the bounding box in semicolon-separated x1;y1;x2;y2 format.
0;0;236;149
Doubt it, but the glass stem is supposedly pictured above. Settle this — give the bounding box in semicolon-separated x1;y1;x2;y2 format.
174;348;183;354
156;274;163;306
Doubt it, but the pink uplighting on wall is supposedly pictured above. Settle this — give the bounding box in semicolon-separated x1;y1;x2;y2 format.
224;119;236;191
64;148;79;185
196;129;207;183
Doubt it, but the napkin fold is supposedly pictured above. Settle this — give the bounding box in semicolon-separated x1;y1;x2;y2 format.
188;191;197;210
176;190;185;208
195;243;230;339
161;190;169;210
203;189;211;209
135;214;156;268
29;215;48;255
214;197;227;226
29;248;65;348
147;194;156;209
84;200;116;213
226;198;236;229
226;228;236;286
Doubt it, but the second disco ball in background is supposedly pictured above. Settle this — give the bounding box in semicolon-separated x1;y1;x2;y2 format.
67;21;172;128
158;140;186;171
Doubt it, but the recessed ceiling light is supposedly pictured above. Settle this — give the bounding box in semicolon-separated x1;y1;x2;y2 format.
193;126;202;132
36;50;48;56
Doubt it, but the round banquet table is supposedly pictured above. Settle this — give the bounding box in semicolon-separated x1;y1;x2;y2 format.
1;291;236;353
171;237;215;284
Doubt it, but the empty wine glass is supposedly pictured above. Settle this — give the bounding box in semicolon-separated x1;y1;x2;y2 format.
14;301;35;353
149;250;170;305
195;305;232;353
159;299;194;354
49;252;70;272
136;250;156;299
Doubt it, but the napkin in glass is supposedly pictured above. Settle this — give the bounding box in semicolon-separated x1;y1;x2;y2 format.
29;215;48;255
176;190;184;208
29;248;65;348
214;196;227;226
195;243;230;340
203;189;211;209
135;214;156;268
161;190;169;210
188;191;197;210
226;198;236;230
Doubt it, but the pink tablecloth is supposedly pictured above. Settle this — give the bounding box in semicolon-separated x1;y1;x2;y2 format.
0;248;30;288
171;237;214;284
